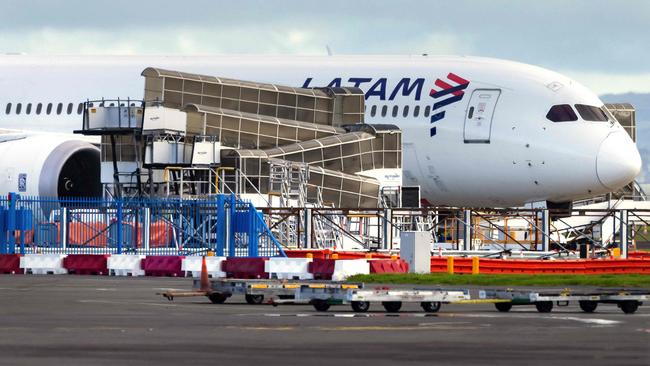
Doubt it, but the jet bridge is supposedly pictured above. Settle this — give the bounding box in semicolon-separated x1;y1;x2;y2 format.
142;67;365;127
76;68;403;209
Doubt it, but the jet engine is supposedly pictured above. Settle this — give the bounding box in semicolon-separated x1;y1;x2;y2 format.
0;134;101;199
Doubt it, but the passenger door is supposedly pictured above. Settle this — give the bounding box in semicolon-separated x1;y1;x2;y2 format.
463;89;501;143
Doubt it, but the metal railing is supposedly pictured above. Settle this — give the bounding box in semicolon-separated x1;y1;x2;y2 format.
0;193;285;257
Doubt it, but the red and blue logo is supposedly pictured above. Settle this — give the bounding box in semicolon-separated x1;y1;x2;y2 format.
429;73;470;136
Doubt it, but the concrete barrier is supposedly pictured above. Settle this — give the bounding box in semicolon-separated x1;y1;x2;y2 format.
142;255;184;277
0;254;23;274
369;259;409;274
182;256;227;278
63;254;109;275
222;257;268;279
20;254;68;274
308;258;336;280
266;257;313;280
107;254;145;276
332;259;370;281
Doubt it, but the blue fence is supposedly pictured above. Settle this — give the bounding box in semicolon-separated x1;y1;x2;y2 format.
0;193;285;257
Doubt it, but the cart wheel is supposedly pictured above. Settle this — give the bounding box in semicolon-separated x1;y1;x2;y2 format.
535;301;553;313
578;300;598;313
420;301;441;313
351;301;370;312
208;293;228;304
619;300;639;314
494;302;513;312
382;301;402;313
312;299;331;312
245;294;264;305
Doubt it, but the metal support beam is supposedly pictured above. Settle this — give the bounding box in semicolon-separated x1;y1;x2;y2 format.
228;194;236;257
541;209;550;252
620;209;628;259
303;208;312;249
60;207;67;251
383;208;390;250
463;209;472;251
143;207;151;251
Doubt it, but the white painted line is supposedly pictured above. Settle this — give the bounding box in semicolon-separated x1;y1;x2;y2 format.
551;317;621;325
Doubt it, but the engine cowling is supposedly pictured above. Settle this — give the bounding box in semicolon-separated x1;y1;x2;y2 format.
0;134;101;198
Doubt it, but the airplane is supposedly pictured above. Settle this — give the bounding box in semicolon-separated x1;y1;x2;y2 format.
0;54;641;207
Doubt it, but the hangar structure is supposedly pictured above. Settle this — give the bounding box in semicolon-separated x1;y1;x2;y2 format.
77;68;404;210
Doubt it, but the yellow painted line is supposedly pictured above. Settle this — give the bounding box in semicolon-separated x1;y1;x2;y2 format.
250;284;268;289
308;284;326;289
225;326;295;331
283;284;300;289
341;284;359;289
453;299;511;304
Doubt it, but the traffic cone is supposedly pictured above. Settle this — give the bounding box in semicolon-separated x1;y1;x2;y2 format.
200;256;210;292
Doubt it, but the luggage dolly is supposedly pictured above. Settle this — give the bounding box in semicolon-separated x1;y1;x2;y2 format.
159;277;364;305
276;284;471;313
479;289;649;314
191;278;364;305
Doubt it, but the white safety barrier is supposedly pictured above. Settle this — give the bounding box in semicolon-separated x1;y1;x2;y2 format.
20;254;68;275
265;257;313;280
332;259;370;281
181;256;226;278
107;254;146;276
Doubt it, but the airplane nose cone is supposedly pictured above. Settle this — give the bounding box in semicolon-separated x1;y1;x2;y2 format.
596;131;642;190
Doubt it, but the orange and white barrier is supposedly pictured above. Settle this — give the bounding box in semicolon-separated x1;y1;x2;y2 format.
332;259;370;281
20;254;68;274
107;254;145;276
266;257;313;280
182;256;226;278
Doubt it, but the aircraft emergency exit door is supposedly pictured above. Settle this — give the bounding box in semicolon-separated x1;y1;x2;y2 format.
463;89;501;143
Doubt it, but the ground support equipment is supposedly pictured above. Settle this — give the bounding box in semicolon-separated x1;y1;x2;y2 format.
479;288;649;314
283;285;471;313
189;278;364;304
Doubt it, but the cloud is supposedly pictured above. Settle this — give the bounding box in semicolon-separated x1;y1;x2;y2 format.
0;25;468;55
1;0;649;94
563;70;650;94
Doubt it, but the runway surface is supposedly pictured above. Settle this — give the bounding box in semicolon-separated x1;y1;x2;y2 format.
0;276;648;366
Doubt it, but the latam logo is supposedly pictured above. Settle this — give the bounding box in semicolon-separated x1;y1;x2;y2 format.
428;73;470;137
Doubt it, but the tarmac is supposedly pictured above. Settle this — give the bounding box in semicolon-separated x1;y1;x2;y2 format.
0;275;648;366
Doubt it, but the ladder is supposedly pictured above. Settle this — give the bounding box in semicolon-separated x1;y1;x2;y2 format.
312;187;344;249
268;162;310;248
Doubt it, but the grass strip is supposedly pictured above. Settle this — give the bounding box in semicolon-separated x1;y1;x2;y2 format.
347;273;650;288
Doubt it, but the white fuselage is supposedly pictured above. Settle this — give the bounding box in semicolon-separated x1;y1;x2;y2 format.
0;55;642;206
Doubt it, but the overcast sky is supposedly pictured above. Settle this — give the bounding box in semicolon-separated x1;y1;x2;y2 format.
1;0;648;94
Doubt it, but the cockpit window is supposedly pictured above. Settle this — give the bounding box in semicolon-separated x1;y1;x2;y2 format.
575;104;608;122
546;104;577;122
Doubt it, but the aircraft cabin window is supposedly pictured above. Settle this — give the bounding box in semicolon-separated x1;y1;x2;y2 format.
413;106;420;117
16;103;22;115
546;104;577;122
36;103;42;115
370;105;377;117
46;103;53;115
381;105;387;117
424;106;431;117
575;104;608;122
392;106;398;117
77;103;83;114
56;103;63;115
403;105;410;118
26;103;32;115
5;103;11;115
67;103;73;115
